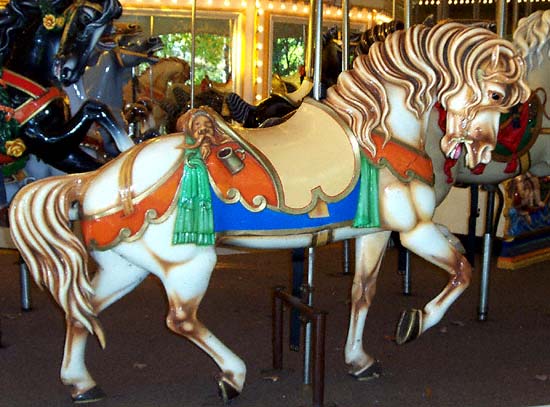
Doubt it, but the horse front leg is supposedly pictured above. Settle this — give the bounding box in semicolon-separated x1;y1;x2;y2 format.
346;231;391;380
161;246;246;404
76;99;135;154
396;222;471;344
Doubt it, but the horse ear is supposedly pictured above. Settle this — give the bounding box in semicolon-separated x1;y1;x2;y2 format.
491;45;500;71
111;0;123;19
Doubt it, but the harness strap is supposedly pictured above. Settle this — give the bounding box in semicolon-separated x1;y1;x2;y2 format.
1;69;65;125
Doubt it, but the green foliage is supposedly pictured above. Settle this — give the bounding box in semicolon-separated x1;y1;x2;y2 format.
272;37;304;77
157;33;230;84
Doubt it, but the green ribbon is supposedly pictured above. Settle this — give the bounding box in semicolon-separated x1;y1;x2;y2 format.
172;139;215;245
353;153;380;228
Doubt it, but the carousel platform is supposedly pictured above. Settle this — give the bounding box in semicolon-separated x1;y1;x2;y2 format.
1;240;550;407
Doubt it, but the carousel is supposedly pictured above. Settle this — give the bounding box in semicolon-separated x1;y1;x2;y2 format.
0;0;549;406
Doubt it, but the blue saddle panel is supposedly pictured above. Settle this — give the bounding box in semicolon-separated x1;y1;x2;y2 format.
211;182;360;234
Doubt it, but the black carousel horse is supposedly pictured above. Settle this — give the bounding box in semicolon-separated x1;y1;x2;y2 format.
226;21;404;128
0;0;130;182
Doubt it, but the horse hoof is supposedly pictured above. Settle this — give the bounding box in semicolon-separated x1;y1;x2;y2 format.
217;379;240;404
350;361;382;381
395;308;422;345
72;386;106;403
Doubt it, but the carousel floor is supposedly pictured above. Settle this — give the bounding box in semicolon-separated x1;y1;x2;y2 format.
2;240;550;407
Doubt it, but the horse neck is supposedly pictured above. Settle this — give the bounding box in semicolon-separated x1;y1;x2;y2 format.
6;24;59;87
423;107;454;205
383;84;429;150
528;61;550;130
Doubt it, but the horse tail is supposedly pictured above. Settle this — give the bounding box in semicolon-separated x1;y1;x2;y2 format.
226;92;256;125
9;173;106;348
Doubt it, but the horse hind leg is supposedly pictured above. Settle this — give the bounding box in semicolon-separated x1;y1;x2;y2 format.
61;250;149;402
345;231;391;380
160;246;246;404
396;222;471;345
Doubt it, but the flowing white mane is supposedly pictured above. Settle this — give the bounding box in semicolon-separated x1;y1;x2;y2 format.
513;10;550;70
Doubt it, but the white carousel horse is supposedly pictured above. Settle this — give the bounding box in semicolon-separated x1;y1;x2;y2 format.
8;22;529;403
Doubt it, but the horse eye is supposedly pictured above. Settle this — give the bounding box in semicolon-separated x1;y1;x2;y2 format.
490;91;503;102
79;12;93;25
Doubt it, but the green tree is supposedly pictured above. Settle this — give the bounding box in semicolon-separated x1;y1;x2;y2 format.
157;33;230;84
272;37;304;77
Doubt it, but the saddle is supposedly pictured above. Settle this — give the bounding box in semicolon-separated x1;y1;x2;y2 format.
209;97;360;215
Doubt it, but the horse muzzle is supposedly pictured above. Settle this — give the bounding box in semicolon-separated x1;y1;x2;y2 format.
440;133;495;169
53;57;79;86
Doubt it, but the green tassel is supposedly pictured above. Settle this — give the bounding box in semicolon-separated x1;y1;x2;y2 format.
353;153;380;228
172;143;215;245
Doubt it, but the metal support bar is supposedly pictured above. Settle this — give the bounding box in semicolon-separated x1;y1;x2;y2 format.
466;184;480;267
273;287;327;407
20;261;32;311
478;186;496;321
289;249;305;351
303;247;315;385
342;240;351;275
398;246;411;295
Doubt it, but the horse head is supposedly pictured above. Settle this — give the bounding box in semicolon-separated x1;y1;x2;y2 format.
425;24;531;169
54;0;123;86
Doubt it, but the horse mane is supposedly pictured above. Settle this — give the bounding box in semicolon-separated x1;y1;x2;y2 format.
0;0;70;61
324;22;529;155
513;10;550;71
139;57;191;92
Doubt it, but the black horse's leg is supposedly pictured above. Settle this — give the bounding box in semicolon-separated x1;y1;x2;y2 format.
22;100;134;173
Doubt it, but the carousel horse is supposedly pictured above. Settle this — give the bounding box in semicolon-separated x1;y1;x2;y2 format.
226;21;404;128
425;10;550;207
0;0;132;178
9;22;529;403
64;25;162;153
122;56;190;134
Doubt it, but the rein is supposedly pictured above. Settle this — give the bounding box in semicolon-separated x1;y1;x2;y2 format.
0;69;65;125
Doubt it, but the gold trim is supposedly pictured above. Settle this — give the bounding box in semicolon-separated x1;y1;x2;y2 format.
216;219;354;238
82;138;186;220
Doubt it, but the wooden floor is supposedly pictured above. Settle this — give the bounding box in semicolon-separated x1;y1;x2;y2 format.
2;242;550;407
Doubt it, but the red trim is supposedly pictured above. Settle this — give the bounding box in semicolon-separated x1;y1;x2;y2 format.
2;69;47;97
12;87;64;124
0;69;65;124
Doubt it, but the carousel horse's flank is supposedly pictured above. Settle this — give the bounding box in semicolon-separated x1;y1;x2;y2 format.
9;22;529;403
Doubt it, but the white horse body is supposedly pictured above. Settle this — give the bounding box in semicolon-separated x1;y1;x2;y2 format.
9;22;530;404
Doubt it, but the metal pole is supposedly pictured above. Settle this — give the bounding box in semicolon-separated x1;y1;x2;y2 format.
190;0;197;108
303;0;323;386
303;247;315;385
478;186;496;321
341;0;350;73
512;0;519;32
305;0;315;79
312;0;323;100
496;0;507;37
20;262;32;311
404;0;411;29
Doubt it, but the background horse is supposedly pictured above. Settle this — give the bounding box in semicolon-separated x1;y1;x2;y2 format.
64;24;162;153
9;22;528;404
122;56;190;134
0;0;131;176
